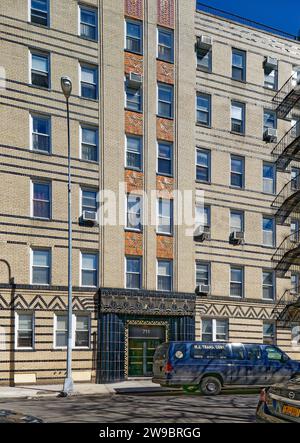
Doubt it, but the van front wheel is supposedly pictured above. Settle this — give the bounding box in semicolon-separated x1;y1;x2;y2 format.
200;376;221;396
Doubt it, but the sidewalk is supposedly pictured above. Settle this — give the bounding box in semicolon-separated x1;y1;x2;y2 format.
0;380;174;400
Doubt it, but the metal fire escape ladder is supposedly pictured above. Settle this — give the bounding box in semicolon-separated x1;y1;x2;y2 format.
273;74;300;119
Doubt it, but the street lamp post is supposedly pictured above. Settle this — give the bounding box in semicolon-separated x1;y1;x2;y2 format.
61;76;73;396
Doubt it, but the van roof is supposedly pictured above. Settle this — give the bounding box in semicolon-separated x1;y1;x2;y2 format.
164;342;277;347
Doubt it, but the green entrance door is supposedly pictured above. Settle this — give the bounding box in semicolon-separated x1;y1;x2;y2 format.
128;325;166;377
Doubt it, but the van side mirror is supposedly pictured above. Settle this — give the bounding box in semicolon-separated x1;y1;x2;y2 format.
281;354;289;363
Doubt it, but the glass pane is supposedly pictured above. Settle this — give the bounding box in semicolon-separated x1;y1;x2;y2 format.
127;22;141;39
81;83;97;99
231;158;243;173
202;319;212;334
231;212;242;231
127;151;141;169
264;111;276;129
231;268;242;282
33;201;50;218
126;273;141;289
158;261;171;276
263;271;273;286
158;158;171;175
33;250;49;266
18;332;33;348
56;332;67;347
196;166;209;182
82;270;97;287
82;144;97;161
82;254;97;270
231;172;243;188
127;258;141;273
158;275;171;291
127;136;141;153
158;102;172;117
75;331;89;347
81;9;96;26
82;127;97;144
81;67;96;84
159;143;171;160
19;314;32;330
32;267;49;284
56;316;67;330
232;52;244;68
76;316;89;331
34;183;49;201
32;54;48;72
33;134;50;152
33;116;49;135
231;104;243;120
32;0;48;12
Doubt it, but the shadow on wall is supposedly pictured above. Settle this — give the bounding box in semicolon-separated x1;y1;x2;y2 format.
0;259;15;386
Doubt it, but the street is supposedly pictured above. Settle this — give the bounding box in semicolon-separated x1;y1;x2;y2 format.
0;392;258;423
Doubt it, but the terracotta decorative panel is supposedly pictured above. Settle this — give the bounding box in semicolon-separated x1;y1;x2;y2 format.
157;235;174;259
156;117;174;142
125;110;143;135
125;232;143;256
125;52;143;75
156;175;174;195
157;0;175;29
125;0;143;19
157;61;174;84
125;169;144;192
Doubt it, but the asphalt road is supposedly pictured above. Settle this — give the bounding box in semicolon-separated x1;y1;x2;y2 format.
0;392;258;423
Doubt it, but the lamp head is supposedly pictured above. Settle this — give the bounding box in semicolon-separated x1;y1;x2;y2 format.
61;76;72;99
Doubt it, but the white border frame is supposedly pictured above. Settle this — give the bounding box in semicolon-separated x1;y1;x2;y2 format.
77;3;98;41
30;247;52;286
53;312;91;350
15;311;35;351
29;112;52;154
30;179;52;220
80;250;99;288
156;259;173;292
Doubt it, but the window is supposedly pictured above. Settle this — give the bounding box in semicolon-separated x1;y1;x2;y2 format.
80;64;98;100
15;313;34;349
79;6;97;41
54;313;90;348
157;142;173;176
126;257;142;289
31;114;51;153
31;51;50;88
75;315;90;348
81;126;98;162
126;195;142;231
196;93;211;126
158;83;173;118
196;262;210;286
291;219;299;243
231;101;245;134
30;0;49;26
126;135;142;170
291;167;300;191
232;49;246;81
32;181;51;219
202;319;228;342
263;162;275;194
291;273;299;294
196;148;210;182
126;20;142;54
291;324;300;347
31;249;51;285
264;65;277;90
263;270;275;300
81;188;98;216
125;80;142;112
54;314;67;348
197;48;212;72
230;155;244;188
263;217;275;247
157;28;173;62
263;324;276;345
195;205;210;231
157;260;173;292
81;252;98;287
157;198;173;235
264;109;277;132
230;210;244;234
230;266;243;298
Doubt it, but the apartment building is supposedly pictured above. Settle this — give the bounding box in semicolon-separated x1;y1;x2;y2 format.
0;0;299;386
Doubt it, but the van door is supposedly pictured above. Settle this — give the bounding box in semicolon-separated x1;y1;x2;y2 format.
229;344;248;385
264;346;294;383
244;345;268;385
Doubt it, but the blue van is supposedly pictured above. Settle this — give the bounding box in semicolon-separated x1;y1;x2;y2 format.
152;342;300;395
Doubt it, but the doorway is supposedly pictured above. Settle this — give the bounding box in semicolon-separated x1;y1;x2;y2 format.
128;324;167;377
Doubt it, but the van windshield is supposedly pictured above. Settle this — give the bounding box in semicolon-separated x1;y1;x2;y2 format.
154;344;168;360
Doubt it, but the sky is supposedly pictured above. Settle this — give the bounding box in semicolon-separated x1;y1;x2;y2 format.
197;0;300;36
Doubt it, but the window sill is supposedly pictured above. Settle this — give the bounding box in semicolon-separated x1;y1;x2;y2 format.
79;96;99;103
263;86;278;93
231;78;247;84
156;232;173;237
157;57;174;65
15;348;35;352
156;172;174;179
125;167;143;173
28;21;50;30
124;49;143;57
157;114;174;121
31;217;52;222
30;149;52;156
230;131;245;137
78;35;98;43
28;84;51;92
195;179;211;185
125;228;143;234
261;245;275;249
125;108;143;115
196;67;212;74
229;185;245;191
196;122;211;129
79;158;99;165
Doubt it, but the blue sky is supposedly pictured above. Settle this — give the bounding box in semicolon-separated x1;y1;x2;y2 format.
197;0;300;36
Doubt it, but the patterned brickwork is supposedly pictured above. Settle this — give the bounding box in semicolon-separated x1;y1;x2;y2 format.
125;232;143;255
157;235;174;259
157;60;174;84
125;169;144;192
125;0;143;19
157;0;175;28
156;175;174;195
125;110;143;136
124;52;143;75
156;117;174;141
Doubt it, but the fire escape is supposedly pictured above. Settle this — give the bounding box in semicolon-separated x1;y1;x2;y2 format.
271;72;300;327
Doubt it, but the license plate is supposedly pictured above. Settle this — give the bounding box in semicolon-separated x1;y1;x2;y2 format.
282;405;300;418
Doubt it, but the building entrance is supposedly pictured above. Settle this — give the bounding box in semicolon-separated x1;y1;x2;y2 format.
128;324;166;377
